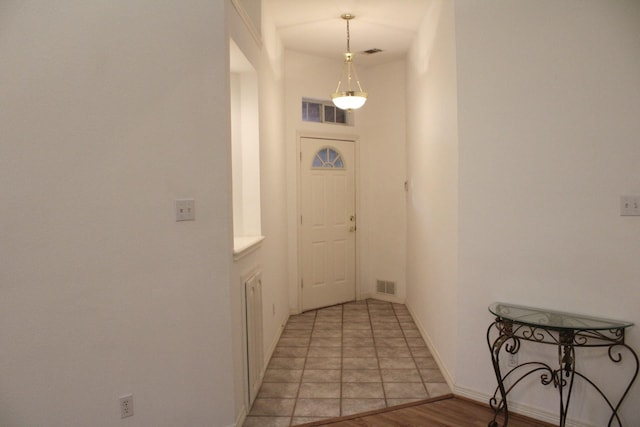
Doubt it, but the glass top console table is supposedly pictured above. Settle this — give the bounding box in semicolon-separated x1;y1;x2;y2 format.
486;302;637;427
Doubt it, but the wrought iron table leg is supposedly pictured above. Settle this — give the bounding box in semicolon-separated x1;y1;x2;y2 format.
605;344;639;427
571;343;639;427
556;342;576;427
486;305;637;427
487;320;512;427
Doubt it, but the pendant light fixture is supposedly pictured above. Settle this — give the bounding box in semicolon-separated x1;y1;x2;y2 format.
331;13;367;111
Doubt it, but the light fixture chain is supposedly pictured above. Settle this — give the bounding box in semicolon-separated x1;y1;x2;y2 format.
332;13;367;110
346;18;350;53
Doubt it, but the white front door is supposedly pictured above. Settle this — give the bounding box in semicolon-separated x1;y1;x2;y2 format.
300;137;356;311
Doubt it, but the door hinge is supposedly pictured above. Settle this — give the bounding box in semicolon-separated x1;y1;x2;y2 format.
300;151;302;162
301;279;304;289
300;215;303;225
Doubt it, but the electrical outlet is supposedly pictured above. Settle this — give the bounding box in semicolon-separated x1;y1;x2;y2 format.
507;352;518;367
176;199;195;221
119;394;134;418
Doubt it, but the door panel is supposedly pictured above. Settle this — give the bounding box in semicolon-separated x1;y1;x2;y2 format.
300;137;356;311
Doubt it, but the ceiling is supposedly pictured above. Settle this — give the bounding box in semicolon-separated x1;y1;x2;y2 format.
266;0;433;66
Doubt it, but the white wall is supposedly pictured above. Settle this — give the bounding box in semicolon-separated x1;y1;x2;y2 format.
230;68;261;238
228;0;289;423
283;51;408;312
360;61;408;304
455;1;640;424
0;1;235;426
405;0;459;385
256;0;289;368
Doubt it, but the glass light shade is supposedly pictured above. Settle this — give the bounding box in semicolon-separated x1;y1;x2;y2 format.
331;91;367;110
332;17;367;111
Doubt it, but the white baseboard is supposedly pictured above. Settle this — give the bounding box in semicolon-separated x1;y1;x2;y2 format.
360;292;405;304
358;291;373;301
232;406;247;427
263;313;289;373
373;294;405;304
454;385;593;427
404;302;455;391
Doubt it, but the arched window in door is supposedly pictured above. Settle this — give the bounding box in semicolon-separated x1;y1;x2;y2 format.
312;147;345;169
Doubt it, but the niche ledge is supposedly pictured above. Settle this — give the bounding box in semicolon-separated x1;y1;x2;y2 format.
233;236;265;261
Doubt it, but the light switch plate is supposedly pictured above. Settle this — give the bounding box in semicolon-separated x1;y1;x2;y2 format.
176;199;195;221
620;196;640;216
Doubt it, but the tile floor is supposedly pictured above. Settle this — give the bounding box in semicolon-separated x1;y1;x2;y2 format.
243;299;451;427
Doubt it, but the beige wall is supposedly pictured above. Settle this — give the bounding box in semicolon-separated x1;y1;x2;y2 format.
228;0;289;422
360;60;408;305
405;0;459;387
455;1;640;425
0;1;235;426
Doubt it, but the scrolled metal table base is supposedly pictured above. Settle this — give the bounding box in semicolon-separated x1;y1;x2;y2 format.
487;319;638;427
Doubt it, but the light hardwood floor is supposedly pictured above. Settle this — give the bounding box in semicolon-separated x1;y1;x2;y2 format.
297;395;556;427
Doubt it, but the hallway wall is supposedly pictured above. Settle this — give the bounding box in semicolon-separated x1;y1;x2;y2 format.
359;61;408;305
405;0;459;385
0;1;235;426
228;1;289;422
455;1;640;425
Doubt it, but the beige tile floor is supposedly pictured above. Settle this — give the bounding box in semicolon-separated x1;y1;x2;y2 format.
243;299;451;427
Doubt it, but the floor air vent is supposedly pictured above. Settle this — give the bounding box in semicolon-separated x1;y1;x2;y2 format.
376;280;396;296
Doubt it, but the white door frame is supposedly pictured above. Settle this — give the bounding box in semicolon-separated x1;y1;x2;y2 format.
296;132;360;313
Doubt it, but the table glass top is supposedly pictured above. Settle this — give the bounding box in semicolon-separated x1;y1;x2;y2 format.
489;302;633;331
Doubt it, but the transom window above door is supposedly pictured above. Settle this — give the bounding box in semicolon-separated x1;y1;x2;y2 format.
312;147;345;169
302;98;353;126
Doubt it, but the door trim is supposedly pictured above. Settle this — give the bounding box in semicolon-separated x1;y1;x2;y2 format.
296;132;360;313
